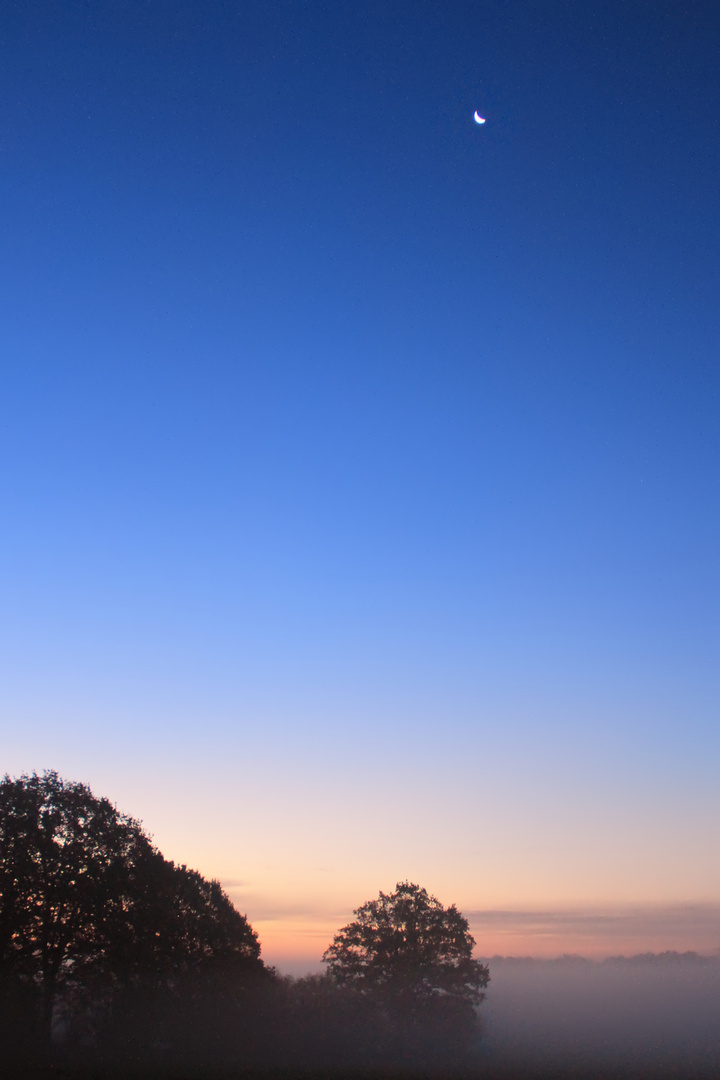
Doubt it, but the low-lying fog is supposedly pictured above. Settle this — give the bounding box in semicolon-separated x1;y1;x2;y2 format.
479;952;720;1073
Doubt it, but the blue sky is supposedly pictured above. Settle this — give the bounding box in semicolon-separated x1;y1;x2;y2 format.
2;1;719;967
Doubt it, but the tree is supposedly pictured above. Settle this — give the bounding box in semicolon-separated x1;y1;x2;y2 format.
0;771;264;1057
322;882;489;1063
323;881;487;1067
323;881;489;1006
0;770;153;1047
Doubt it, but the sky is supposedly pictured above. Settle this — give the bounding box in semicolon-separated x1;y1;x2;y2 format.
1;0;719;971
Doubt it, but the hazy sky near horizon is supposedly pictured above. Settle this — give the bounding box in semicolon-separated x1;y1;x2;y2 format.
2;1;719;969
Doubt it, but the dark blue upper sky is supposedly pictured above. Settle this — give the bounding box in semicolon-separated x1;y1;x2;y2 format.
2;2;719;929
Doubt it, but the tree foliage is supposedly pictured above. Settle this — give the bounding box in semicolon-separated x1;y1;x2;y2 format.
322;882;490;1065
0;771;264;1057
1;777;491;1071
323;881;489;1007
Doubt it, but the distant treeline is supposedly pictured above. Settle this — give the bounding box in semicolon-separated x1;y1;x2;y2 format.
476;950;720;978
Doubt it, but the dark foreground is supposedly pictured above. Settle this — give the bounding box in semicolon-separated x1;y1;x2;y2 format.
7;1065;720;1080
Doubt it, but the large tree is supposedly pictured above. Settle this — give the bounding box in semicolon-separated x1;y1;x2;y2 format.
0;771;263;1055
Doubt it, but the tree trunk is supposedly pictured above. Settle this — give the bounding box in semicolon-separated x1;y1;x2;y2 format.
38;968;57;1060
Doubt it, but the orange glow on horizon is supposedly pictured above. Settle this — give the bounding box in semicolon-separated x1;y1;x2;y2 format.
248;904;720;973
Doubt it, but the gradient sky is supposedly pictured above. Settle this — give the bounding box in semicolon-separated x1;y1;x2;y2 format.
2;1;719;970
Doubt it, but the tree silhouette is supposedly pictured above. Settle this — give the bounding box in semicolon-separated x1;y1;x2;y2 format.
322;882;489;1063
323;881;489;1004
0;771;263;1057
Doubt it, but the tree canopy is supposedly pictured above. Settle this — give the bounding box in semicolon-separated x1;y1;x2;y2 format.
0;771;264;1054
322;881;489;1007
1;779;490;1070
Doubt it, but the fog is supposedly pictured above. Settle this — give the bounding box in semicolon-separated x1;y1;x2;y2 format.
5;951;720;1077
479;952;720;1075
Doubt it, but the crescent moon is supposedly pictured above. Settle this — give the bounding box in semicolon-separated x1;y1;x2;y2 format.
474;111;486;124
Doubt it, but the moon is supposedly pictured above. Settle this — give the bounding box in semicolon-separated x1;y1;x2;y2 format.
474;111;486;124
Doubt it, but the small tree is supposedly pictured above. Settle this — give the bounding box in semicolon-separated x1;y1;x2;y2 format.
322;882;489;1063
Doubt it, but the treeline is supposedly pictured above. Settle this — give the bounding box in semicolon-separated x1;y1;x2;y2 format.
0;772;487;1073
